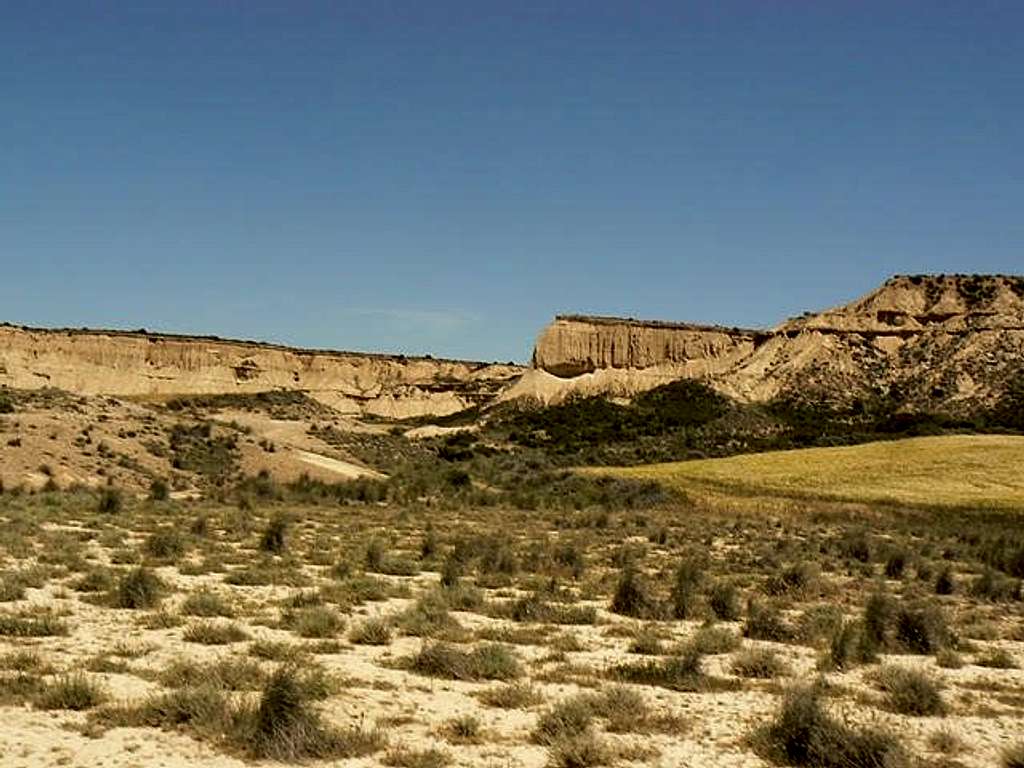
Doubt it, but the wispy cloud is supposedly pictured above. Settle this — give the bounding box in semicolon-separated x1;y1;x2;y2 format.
340;307;480;335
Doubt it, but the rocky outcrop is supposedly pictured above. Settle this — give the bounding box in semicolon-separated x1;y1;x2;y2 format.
0;325;523;418
530;275;1024;414
532;316;767;377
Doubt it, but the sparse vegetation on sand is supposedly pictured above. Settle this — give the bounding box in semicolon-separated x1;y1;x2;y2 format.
0;395;1022;768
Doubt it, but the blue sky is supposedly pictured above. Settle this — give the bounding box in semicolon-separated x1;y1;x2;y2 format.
3;2;1022;362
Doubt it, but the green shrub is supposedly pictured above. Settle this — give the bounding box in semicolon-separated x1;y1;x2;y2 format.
245;666;385;760
610;645;711;691
350;618;393;645
708;580;741;621
180;588;234;618
970;570;1021;602
862;590;897;648
751;684;906;767
819;621;875;671
533;695;594;745
935;566;955;595
114;567;165;610
475;681;543;709
149;478;170;501
732;648;789;679
35;673;108;710
670;556;705;619
690;624;741;655
743;601;794;643
610;565;659;619
383;746;451;768
894;602;953;654
975;648;1018;669
546;731;612;768
97;487;123;514
872;666;946;716
283;606;344;639
145;528;186;560
260;513;290;554
884;551;907;580
403;642;521;681
183;621;250;645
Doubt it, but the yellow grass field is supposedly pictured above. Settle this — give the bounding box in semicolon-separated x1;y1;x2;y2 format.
602;434;1024;512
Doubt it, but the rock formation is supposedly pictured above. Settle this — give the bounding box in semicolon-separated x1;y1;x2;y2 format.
532;316;767;377
0;325;522;419
528;275;1024;414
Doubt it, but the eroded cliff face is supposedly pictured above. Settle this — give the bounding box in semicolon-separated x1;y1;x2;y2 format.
529;275;1024;413
0;325;523;418
532;316;766;377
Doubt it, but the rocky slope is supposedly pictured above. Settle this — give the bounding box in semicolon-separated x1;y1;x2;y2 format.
527;275;1024;414
0;325;523;419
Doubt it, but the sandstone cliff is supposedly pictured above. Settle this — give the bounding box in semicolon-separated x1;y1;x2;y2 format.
532;316;766;377
0;325;523;419
528;275;1024;414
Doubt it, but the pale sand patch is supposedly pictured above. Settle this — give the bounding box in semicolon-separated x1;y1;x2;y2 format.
294;450;385;480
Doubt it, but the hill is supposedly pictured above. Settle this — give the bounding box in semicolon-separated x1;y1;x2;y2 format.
525;274;1024;417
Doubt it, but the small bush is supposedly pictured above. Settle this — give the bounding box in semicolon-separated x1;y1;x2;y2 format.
732;648;789;679
610;565;658;619
35;673;108;710
872;666;946;716
628;624;665;655
114;567;165;610
180;589;234;618
884;551;907;580
743;601;794;643
546;731;612;768
149;478;170;501
403;642;521;681
476;681;543;709
350;618;393;645
708;580;741;621
690;624;741;655
670;556;705;620
383;746;451;768
283;606;344;639
894;602;953;654
160;657;265;690
0;610;69;638
71;567;115;593
533;695;594;745
588;685;649;733
97;487;123;514
764;563;819;598
260;513;290;554
183;621;250;645
442;714;481;744
145;528;186;560
610;645;715;692
934;566;955;595
970;570;1021;602
245;666;385;760
975;648;1018;669
393;592;463;639
819;621;875;671
751;684;906;768
862;590;897;648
